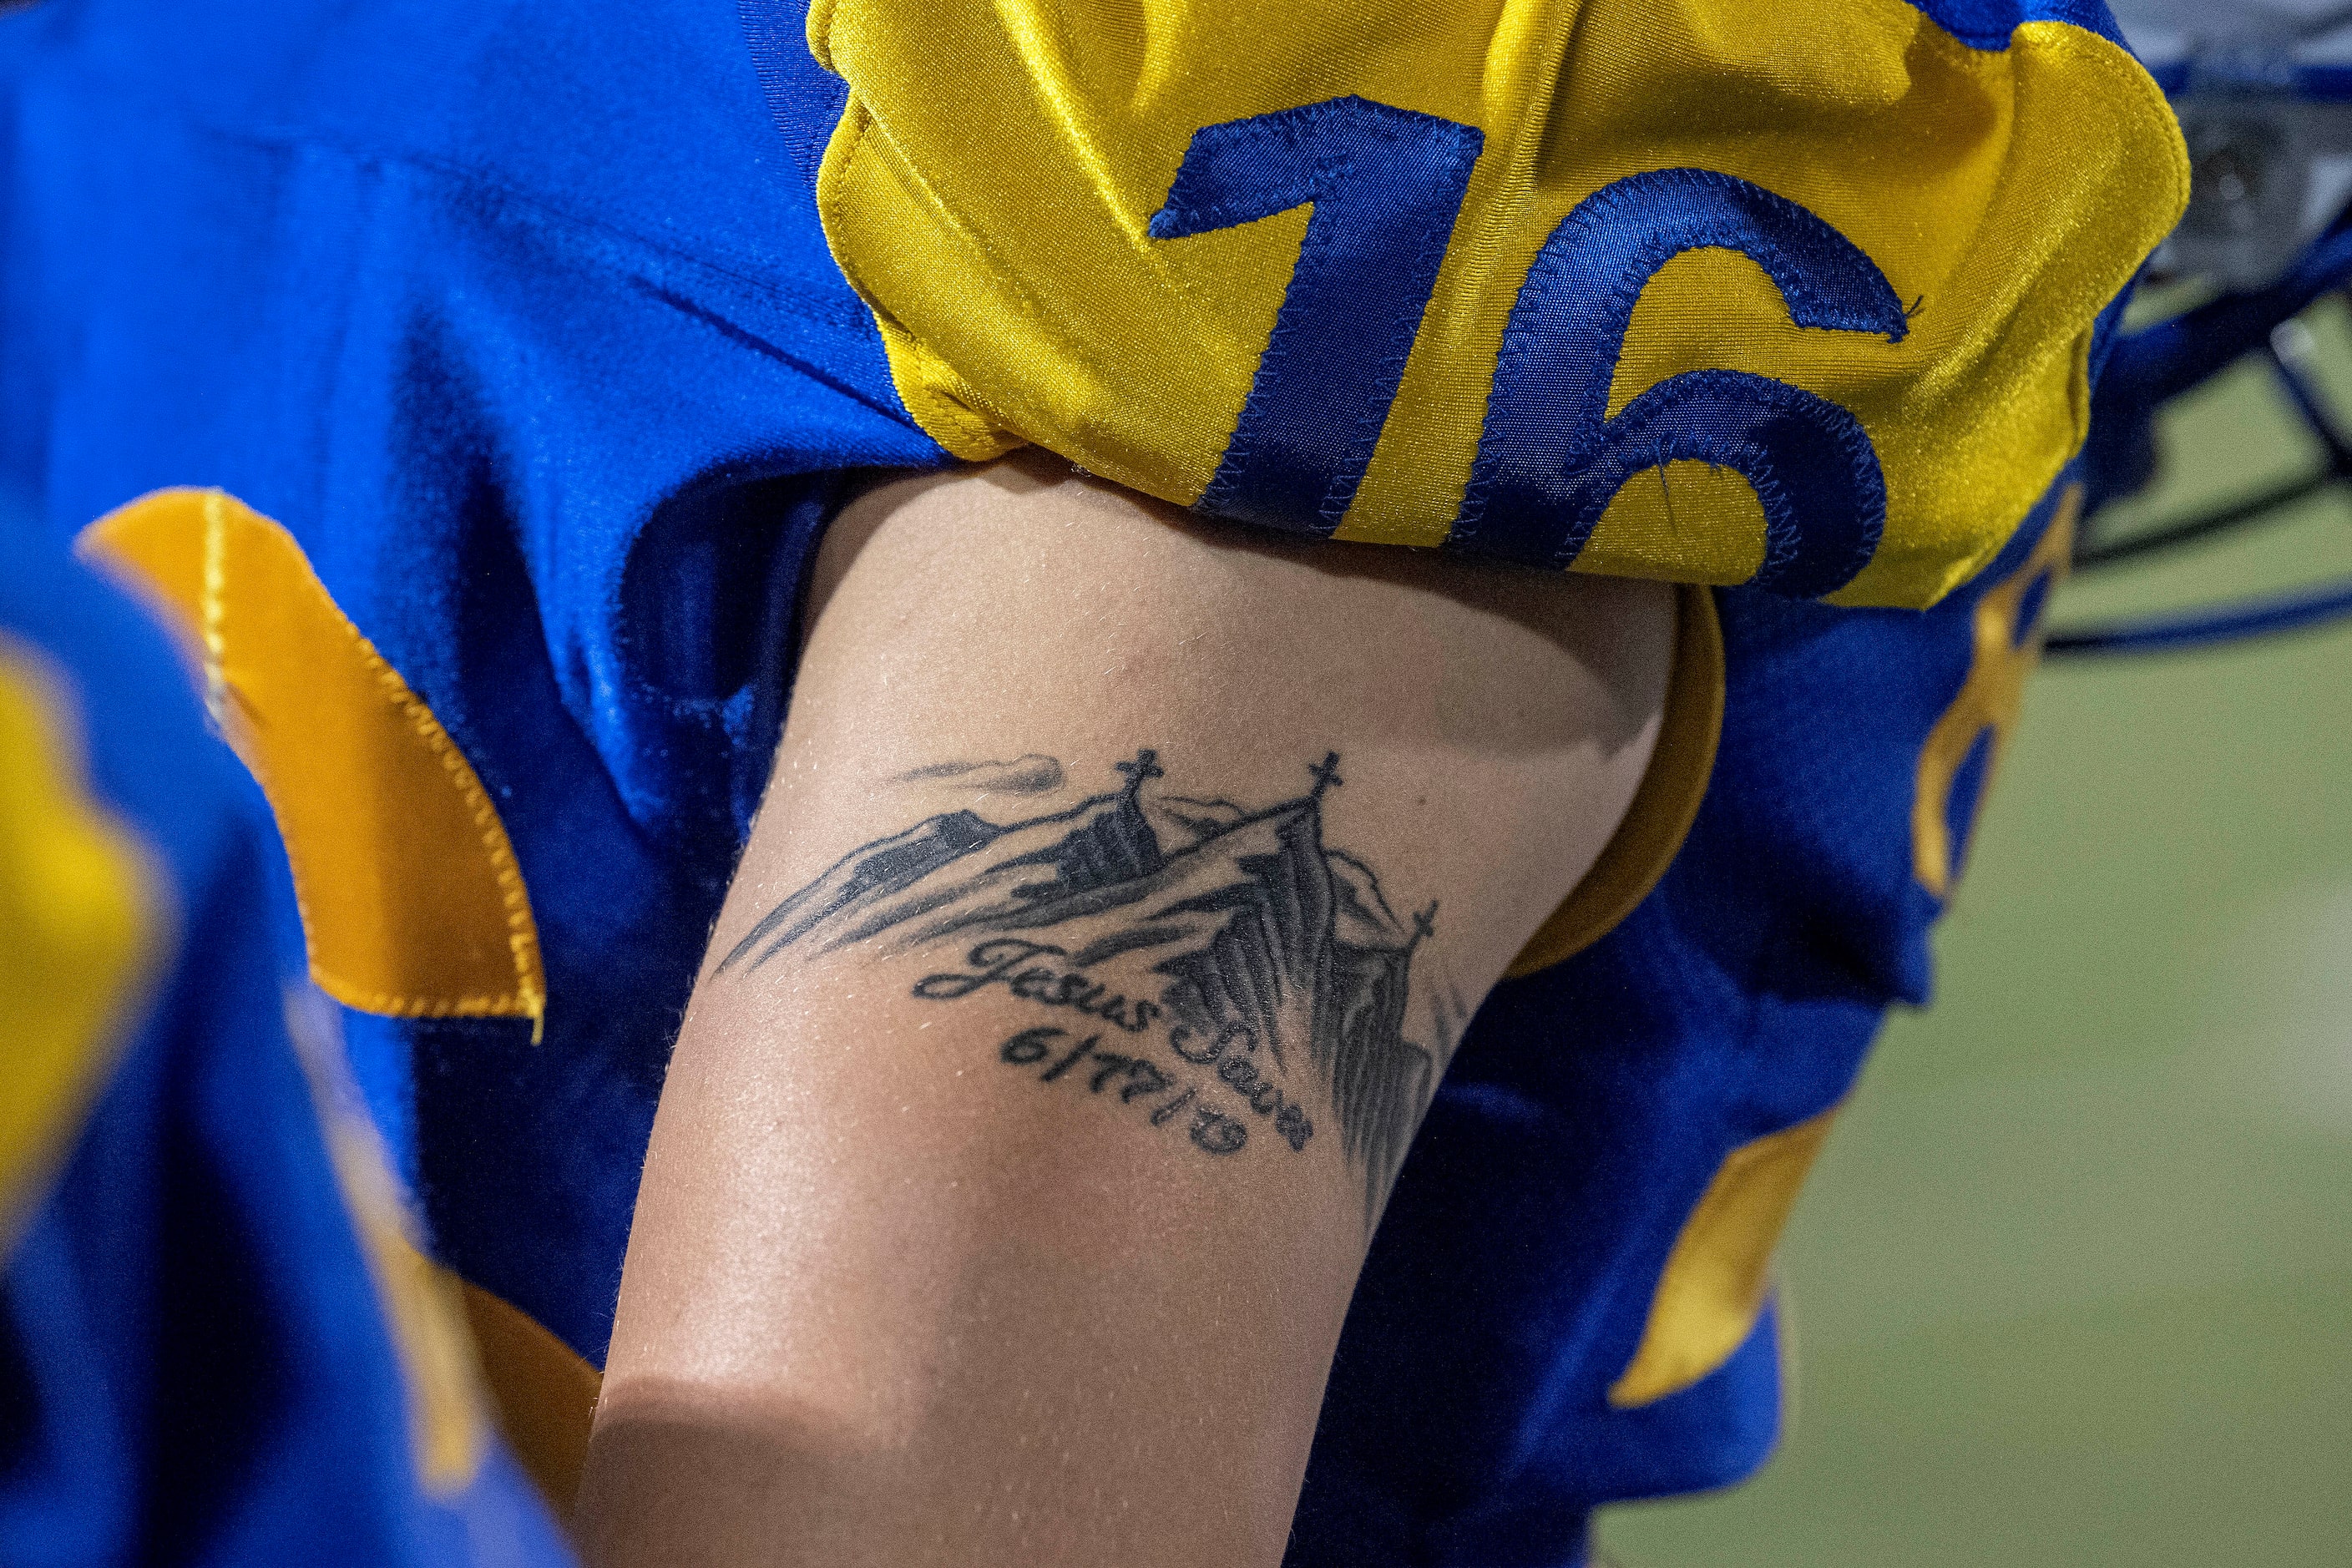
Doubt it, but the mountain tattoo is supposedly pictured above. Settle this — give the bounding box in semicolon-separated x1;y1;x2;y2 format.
717;751;1455;1216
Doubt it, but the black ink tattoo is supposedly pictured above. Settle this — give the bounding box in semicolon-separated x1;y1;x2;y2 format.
912;939;1161;1031
993;1025;1216;1147
721;750;1445;1214
889;755;1065;794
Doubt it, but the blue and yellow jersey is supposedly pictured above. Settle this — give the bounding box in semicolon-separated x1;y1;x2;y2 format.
0;0;2175;1562
0;520;574;1565
785;0;2176;604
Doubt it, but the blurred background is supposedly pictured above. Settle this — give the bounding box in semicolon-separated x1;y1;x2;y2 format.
1601;299;2352;1565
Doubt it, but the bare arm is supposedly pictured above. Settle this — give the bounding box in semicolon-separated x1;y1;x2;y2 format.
576;453;1673;1568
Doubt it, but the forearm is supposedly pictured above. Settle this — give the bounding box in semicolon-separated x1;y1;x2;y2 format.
577;457;1672;1567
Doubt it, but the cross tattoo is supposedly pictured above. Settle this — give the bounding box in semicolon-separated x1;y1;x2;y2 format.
1306;751;1344;800
1115;749;1165;792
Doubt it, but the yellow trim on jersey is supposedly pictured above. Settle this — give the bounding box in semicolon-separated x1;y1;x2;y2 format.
811;0;2184;605
283;997;491;1494
281;989;492;1494
79;491;546;1035
1607;1105;1839;1409
0;639;165;1248
460;1279;604;1516
1506;582;1723;978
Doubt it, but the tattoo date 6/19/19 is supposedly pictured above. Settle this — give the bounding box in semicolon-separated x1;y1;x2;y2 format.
996;1026;1256;1156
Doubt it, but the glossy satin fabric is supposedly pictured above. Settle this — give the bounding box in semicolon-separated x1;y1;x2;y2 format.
0;521;573;1566
804;0;2181;604
0;2;2133;1561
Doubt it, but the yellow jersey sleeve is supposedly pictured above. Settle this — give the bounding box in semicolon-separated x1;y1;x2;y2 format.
804;0;2186;605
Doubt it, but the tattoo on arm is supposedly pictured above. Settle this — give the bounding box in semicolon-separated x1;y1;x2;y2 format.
719;750;1460;1220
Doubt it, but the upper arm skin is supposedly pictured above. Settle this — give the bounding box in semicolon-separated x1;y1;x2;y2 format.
575;453;1672;1568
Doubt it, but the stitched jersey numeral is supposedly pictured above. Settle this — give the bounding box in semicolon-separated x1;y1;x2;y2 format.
1149;96;1484;535
1457;168;1907;597
1152;102;1909;598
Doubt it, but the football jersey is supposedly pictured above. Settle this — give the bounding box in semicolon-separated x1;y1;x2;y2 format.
0;0;2182;1562
0;519;574;1565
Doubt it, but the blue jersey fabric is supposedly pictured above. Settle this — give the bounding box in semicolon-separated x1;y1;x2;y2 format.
0;2;2117;1563
1298;483;2075;1558
0;522;575;1566
1;0;944;1370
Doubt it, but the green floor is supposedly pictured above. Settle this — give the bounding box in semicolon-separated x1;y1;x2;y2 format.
1601;313;2352;1565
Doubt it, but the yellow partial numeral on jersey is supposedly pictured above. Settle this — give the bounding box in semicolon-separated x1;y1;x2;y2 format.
1912;486;2077;899
80;491;546;1033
